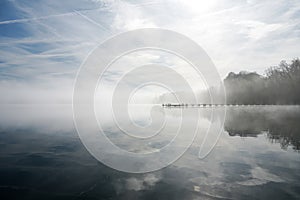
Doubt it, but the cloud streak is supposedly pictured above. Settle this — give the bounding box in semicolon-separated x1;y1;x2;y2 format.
0;0;299;103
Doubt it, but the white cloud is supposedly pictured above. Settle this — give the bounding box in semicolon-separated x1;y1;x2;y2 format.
235;20;283;40
0;0;299;103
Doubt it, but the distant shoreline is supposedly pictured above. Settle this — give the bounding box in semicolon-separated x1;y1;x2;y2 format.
161;103;300;107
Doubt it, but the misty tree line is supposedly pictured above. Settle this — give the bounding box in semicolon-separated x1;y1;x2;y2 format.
224;58;300;105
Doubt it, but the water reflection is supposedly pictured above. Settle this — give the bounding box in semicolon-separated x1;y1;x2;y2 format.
0;105;299;199
224;106;300;151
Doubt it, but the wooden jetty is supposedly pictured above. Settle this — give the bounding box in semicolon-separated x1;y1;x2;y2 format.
161;103;276;107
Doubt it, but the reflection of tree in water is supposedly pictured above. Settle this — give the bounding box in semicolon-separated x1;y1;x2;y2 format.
224;107;300;151
266;119;300;151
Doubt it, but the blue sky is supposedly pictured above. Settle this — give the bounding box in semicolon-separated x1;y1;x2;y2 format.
0;0;300;103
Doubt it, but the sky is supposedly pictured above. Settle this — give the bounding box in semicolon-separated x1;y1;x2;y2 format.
0;0;300;104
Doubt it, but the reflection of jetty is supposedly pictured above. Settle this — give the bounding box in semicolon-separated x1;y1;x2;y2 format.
162;103;279;107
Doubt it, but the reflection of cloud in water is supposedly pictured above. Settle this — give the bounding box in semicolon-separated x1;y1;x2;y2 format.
237;167;284;186
125;174;160;191
0;105;299;199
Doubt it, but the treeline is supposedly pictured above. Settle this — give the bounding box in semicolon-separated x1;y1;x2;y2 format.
224;58;300;105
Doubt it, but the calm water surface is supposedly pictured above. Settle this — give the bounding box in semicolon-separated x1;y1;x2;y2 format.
0;105;299;199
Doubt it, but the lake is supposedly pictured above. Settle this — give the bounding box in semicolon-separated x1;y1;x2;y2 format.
0;105;299;199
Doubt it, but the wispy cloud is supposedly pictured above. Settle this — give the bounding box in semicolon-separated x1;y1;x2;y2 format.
0;0;299;103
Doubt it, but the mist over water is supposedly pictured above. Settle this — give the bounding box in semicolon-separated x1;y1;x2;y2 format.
0;105;299;199
1;0;300;199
